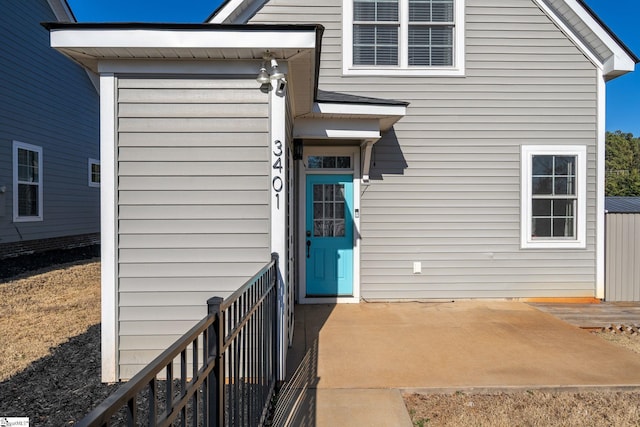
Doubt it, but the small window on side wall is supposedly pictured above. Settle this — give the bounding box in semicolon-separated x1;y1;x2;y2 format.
89;159;100;187
521;146;586;249
13;141;43;222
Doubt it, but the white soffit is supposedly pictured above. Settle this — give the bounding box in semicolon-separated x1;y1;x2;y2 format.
535;0;636;78
310;102;407;132
293;118;381;140
313;102;406;117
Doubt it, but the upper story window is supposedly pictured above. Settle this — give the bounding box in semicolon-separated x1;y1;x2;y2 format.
344;0;465;76
13;141;43;222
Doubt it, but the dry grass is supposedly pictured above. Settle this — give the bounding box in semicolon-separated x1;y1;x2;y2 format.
405;389;640;427
0;260;101;381
405;332;640;426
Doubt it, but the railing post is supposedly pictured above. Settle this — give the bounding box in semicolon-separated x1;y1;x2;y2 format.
271;252;284;384
207;297;224;427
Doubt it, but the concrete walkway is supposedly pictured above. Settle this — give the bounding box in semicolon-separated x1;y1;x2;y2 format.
273;301;640;427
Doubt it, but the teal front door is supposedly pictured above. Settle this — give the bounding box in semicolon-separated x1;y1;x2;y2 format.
305;174;354;296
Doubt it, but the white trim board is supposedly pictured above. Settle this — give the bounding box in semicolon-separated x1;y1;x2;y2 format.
596;68;606;299
520;145;588;250
100;74;118;383
50;28;318;50
533;0;635;78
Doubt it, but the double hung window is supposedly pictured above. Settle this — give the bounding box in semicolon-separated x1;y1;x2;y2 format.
89;159;100;187
13;141;43;222
521;146;586;248
345;0;464;75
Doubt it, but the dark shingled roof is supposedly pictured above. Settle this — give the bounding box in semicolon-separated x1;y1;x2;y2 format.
316;90;409;106
605;197;640;213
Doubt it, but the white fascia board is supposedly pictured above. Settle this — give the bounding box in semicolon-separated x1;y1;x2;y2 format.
535;0;636;77
603;53;636;76
294;118;381;139
50;28;317;50
209;0;249;23
313;102;407;118
564;0;636;73
534;0;601;70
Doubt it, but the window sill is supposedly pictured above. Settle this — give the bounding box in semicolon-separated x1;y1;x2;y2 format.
342;66;465;77
14;216;43;223
521;239;586;249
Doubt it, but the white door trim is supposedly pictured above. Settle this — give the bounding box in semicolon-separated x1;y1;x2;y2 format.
298;145;361;304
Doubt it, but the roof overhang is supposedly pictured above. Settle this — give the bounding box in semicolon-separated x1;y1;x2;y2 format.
293;93;408;182
44;23;323;115
535;0;637;80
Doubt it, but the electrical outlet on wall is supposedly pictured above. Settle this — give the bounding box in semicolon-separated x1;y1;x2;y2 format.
413;261;422;274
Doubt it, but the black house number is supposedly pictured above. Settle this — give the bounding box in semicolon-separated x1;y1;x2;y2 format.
272;140;283;210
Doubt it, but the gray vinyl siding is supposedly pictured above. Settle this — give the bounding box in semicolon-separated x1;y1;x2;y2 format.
0;0;99;245
116;77;271;378
251;0;599;299
605;214;640;302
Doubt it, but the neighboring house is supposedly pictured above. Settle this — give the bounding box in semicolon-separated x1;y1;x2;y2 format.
47;0;636;381
0;0;100;259
605;197;640;302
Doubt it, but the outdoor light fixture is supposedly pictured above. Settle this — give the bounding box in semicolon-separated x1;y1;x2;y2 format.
268;58;285;80
256;63;270;84
256;53;287;91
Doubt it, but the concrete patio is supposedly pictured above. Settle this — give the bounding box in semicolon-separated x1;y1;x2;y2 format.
272;301;640;426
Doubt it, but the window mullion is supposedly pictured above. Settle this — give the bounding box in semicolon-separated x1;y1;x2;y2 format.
399;0;408;68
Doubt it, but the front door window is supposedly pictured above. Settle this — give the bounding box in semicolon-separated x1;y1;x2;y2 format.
313;184;346;237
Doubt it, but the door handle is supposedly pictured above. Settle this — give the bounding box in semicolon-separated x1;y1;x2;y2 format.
306;240;311;258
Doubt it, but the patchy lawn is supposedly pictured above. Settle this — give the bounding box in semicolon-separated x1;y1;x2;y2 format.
1;260;639;426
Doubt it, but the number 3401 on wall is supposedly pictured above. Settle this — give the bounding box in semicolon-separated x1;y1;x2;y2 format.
272;140;284;210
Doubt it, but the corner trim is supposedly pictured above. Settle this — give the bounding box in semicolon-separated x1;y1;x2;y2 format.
596;68;606;299
100;74;118;383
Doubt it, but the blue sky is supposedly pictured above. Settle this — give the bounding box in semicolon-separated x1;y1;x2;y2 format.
66;0;640;136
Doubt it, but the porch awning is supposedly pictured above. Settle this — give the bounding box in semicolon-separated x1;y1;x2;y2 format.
294;90;408;182
296;90;408;136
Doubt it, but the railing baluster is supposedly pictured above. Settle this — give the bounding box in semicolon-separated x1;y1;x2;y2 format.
166;362;173;418
191;338;199;425
126;396;136;426
75;256;280;427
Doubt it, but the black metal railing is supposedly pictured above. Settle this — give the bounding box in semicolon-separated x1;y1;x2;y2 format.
77;253;280;427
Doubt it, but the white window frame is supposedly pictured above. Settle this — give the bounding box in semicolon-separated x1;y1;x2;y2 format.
13;141;43;222
343;0;465;76
521;145;587;249
88;158;100;187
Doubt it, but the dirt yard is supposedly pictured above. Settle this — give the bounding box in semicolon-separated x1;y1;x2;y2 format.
1;260;639;426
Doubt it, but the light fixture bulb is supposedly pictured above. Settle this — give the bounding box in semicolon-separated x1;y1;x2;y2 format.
256;63;270;84
269;58;285;80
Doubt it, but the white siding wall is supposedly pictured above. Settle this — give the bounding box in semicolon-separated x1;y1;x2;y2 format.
116;77;271;378
251;0;598;299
